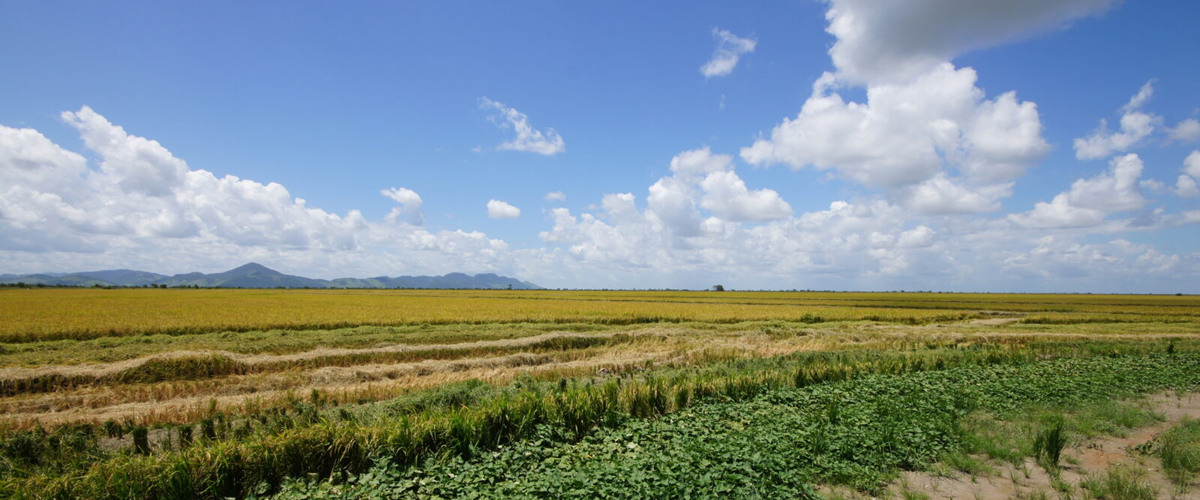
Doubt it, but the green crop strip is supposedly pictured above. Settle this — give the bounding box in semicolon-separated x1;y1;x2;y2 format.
272;353;1200;500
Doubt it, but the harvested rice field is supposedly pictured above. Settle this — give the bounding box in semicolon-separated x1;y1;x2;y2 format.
1;288;1198;499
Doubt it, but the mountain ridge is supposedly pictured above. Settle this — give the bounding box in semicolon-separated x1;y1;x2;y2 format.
0;263;542;290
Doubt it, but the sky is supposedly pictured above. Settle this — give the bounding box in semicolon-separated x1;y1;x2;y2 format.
1;0;1199;292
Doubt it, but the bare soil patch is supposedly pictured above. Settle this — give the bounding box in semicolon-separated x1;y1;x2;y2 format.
875;393;1200;500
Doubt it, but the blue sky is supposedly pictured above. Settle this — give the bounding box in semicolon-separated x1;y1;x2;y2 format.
1;0;1199;291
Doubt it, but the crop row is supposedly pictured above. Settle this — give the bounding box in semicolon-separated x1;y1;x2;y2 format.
0;335;620;397
274;352;1200;499
2;339;1192;500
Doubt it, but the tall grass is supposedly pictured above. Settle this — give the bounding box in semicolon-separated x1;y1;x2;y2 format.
1033;417;1068;470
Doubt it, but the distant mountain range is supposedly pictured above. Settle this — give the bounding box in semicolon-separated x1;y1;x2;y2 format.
0;263;542;290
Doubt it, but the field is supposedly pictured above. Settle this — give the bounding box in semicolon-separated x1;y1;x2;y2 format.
1;288;1199;499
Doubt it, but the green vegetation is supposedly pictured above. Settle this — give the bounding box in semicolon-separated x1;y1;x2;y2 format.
2;346;1194;500
1033;417;1068;470
265;352;1198;500
1138;417;1200;490
1079;467;1158;500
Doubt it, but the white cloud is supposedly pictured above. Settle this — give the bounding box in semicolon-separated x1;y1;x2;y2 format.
1167;118;1200;143
1073;80;1161;160
3;97;1199;292
999;236;1182;281
1185;150;1200;179
897;225;935;248
1174;151;1200;198
824;0;1117;84
1010;154;1148;229
0;108;517;278
478;98;565;156
741;64;1049;214
487;199;521;219
600;193;638;220
897;174;1010;214
1121;79;1156;114
1176;175;1200;198
700;28;757;78
62;107;189;197
381;187;424;225
670;147;733;176
647;175;703;236
699;171;792;222
544;191;566;202
0;124;88;195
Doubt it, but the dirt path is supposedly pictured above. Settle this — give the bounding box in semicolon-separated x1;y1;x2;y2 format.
874;393;1200;500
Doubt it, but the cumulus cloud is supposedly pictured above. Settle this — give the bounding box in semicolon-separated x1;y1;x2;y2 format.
700;28;757;78
62;107;189;197
670;147;733;176
0;108;515;278
381;187;424;225
486;199;521;219
478;98;565;155
897;174;1011;214
741;65;1049;214
2;109;1197;291
699;171;792;222
1010;154;1148;229
1167;118;1200;143
1186;150;1200;179
1175;151;1200;198
1073;81;1161;160
824;0;1117;84
544;191;566;202
1177;175;1200;198
646;148;793;234
541;197;933;280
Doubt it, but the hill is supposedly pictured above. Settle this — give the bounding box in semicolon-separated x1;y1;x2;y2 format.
0;263;541;289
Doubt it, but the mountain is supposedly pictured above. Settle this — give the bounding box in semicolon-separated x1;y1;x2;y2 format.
155;263;329;288
75;269;168;286
0;263;542;289
0;273;110;287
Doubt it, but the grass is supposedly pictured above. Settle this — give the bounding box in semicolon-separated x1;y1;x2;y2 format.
1034;417;1069;470
1079;467;1158;500
956;399;1165;470
1139;418;1200;490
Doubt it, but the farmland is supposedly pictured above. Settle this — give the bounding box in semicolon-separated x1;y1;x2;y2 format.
0;288;1198;499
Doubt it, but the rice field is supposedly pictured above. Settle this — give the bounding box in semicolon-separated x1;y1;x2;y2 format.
3;288;1198;343
0;288;1197;499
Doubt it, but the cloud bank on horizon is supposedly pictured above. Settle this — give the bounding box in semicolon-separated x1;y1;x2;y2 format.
1;0;1198;292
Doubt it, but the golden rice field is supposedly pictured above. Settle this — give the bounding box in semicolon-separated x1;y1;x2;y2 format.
2;288;1198;343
